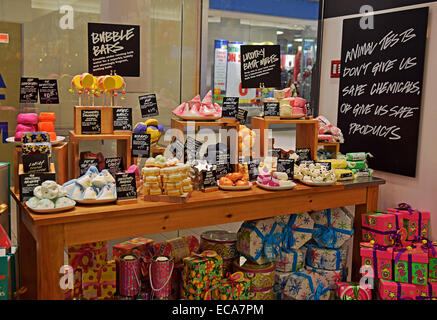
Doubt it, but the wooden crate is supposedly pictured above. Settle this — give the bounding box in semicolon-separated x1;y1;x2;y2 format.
317;142;340;158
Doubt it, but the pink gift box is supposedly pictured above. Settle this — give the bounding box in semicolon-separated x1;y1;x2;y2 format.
360;242;393;280
378;279;416;300
387;204;430;241
112;236;154;259
334;282;372;300
416;282;437;300
361;211;407;246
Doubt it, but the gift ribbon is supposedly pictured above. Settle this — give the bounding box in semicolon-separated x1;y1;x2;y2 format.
70;247;95;272
306;245;341;270
313;209;354;248
293;271;329;300
370;244;388;279
395;203;424;239
394;249;413;284
242;222;283;262
280;215;313;252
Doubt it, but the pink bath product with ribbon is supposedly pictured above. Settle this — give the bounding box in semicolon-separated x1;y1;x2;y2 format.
360;242;393;280
334;282;372;300
149;255;174;299
378;279;416;300
387;203;430;241
415;281;437;300
361;211;408;246
119;254;141;297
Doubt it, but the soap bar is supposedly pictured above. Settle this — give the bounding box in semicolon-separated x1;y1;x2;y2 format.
351;168;373;177
21;131;50;143
38;122;55;132
17;113;38;125
22;142;52;157
319;159;347;169
346;161;367;170
345;152;370;161
333;169;354;181
39;112;57;122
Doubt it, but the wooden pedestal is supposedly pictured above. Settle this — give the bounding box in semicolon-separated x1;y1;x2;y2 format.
69;131;132;179
251;116;318;159
13;142;68;192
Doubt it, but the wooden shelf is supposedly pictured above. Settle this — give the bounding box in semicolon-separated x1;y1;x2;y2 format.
317;141;341;158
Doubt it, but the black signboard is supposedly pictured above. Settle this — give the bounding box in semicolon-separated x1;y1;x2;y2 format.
215;149;230;179
22;153;50;173
277;159;295;180
271;148;282;159
236;108;248;125
88;22;140;77
240;45;281;89
185;136;203;161
81;110;101;134
20;77;39;103
79;158;99;176
295;148;311;163
115;172;137;200
222;97;239;118
20;172;56;201
317;162;332;171
264;102;280;117
248;158;261;181
337;8;429;177
38;79;59;104
113;108;132;131
169;137;185;161
132;133;151;158
202;170;217;189
105;157;123;177
300;160;315;167
139;94;159;118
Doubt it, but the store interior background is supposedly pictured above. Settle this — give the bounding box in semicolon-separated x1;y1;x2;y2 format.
0;0;435;265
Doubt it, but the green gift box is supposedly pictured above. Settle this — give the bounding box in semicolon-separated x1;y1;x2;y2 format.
394;247;428;285
204;272;250;300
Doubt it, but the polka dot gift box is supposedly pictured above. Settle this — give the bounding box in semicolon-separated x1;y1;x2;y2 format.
82;260;116;300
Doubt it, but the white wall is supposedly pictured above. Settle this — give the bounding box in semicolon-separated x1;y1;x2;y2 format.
319;3;437;239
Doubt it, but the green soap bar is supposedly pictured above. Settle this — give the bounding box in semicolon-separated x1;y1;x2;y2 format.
347;161;367;170
351;168;373;177
346;152;368;161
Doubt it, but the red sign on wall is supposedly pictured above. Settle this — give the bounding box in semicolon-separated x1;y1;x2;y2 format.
331;60;341;78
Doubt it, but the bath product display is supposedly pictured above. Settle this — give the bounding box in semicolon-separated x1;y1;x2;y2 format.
218;172;251;190
172;90;222;120
25;180;75;213
360;242;394;280
200;230;237;275
305;244;348;271
38;112;57;142
238;125;256;156
256;164;296;190
294;162;336;186
333;169;354;181
282;270;330;300
133;118;164;145
14;113;38;141
316;115;344;144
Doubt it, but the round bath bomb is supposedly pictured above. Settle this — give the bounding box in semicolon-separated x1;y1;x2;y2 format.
36;199;55;210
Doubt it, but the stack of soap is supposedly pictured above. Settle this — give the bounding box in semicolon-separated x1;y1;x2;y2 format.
38;112;57;142
15;113;38;141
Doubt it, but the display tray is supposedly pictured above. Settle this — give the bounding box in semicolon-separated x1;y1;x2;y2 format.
144;192;191;203
26;202;76;214
174;115;221;121
279;114;306;119
218;182;253;191
298;179;337;187
75;198;117;205
256;181;296;191
7;136;65;146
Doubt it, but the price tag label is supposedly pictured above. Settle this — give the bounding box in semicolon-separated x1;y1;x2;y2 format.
38;79;59;104
20;77;39;103
113;108;132;131
202;170;217;189
105;157;124;177
277;159;295;180
236;108;248;125
263;102;280;117
81;110;101;134
20;172;56;201
132;133;151;158
139;94;159;118
79;158;99;176
115;172;137;200
222;97;239;118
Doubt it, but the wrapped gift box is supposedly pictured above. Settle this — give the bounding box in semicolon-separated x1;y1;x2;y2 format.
64;269;82;300
361;211;407;246
429;242;437;280
68;241;108;272
334;282;372;300
112;237;153;259
232;259;275;293
274;271;291;300
151;235;200;264
360;242;393;280
305;245;348;271
248;287;274;300
275;248;305;273
310;208;354;249
82;260;116;300
277;213;314;251
387;204;430;241
416;282;437;300
394;247;428;285
237;217;284;265
283;270;330;300
182;250;223;300
200;230;237;276
204;272;250;300
378;279;416;300
305;266;345;289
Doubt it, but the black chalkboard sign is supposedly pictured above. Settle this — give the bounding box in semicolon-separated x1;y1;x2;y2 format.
240;45;281;89
300;160;315;167
264;102;280;117
79;158;99;176
271;148;282;159
81;110;101;134
185;136;203;161
316;162;332;171
20;172;56;201
236;108;248;125
113;108;132;131
20;77;39;103
139;94;159;118
115;172;137;200
277;159;295;180
105;157;123;177
202;170;217;189
337;8;429;177
169;137;185;161
222;97;239;118
295;148;311;163
132;133;151;158
38;79;59;104
215;149;230;179
248;158;261;181
23;153;50;173
88;23;140;77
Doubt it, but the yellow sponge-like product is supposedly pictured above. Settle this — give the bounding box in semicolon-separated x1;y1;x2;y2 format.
320;159;347;169
334;169;354;181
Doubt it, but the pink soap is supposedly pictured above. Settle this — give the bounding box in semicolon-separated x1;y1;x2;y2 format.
17;113;38;125
15;123;36;133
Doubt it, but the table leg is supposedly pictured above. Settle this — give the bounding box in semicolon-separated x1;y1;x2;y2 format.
70;140;79;180
56;143;68;185
36;224;65;300
18;207;37;300
352;186;379;282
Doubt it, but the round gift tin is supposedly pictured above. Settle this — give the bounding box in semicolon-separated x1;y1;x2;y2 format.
233;259;275;291
119;254;141;297
200;230;237;274
150;255;174;299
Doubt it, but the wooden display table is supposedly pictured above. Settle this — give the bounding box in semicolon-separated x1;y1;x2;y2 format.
68;131;132;179
251;117;318;159
11;177;384;300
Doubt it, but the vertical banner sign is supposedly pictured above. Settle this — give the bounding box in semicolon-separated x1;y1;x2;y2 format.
222;97;239;118
88;23;140;77
38;79;59;104
337;8;428;177
20;78;39;103
240;45;281;89
139;94;159;118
